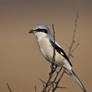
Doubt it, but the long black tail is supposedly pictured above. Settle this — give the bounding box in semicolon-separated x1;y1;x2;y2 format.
70;70;87;92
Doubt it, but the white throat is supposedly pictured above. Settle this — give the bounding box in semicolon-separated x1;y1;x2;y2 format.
34;32;47;41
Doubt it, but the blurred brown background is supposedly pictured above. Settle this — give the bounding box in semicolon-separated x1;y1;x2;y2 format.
0;0;92;92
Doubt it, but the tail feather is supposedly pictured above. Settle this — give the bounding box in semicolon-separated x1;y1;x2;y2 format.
71;70;87;92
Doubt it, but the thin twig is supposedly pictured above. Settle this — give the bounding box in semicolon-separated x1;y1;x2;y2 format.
68;11;79;58
52;70;65;92
52;67;62;83
40;79;46;87
50;24;57;75
34;85;37;92
72;43;79;53
6;83;13;92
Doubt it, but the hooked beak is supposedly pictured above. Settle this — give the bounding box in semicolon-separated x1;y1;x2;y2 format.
28;29;34;34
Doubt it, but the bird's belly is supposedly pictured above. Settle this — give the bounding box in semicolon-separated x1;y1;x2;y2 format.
39;38;64;65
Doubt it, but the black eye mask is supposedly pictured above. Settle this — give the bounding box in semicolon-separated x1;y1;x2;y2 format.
36;29;48;34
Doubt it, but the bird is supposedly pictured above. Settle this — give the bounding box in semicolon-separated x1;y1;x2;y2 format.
28;24;86;92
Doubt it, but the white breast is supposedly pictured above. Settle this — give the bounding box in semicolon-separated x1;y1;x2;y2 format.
38;37;64;65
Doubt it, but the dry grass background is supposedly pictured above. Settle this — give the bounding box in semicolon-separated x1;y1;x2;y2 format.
0;0;92;92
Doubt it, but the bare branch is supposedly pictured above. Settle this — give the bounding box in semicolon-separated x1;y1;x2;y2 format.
72;43;80;53
6;83;13;92
40;79;46;85
52;70;65;92
34;85;37;92
57;86;67;89
50;24;57;75
68;11;79;58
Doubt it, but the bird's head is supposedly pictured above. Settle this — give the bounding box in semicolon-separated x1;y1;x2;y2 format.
29;24;51;39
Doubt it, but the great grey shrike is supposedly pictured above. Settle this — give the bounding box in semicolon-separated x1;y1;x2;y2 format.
28;24;86;92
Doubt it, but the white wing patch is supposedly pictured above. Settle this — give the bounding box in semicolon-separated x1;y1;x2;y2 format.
60;51;64;55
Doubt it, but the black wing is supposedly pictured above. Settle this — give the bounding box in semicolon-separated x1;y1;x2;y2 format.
50;40;72;66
